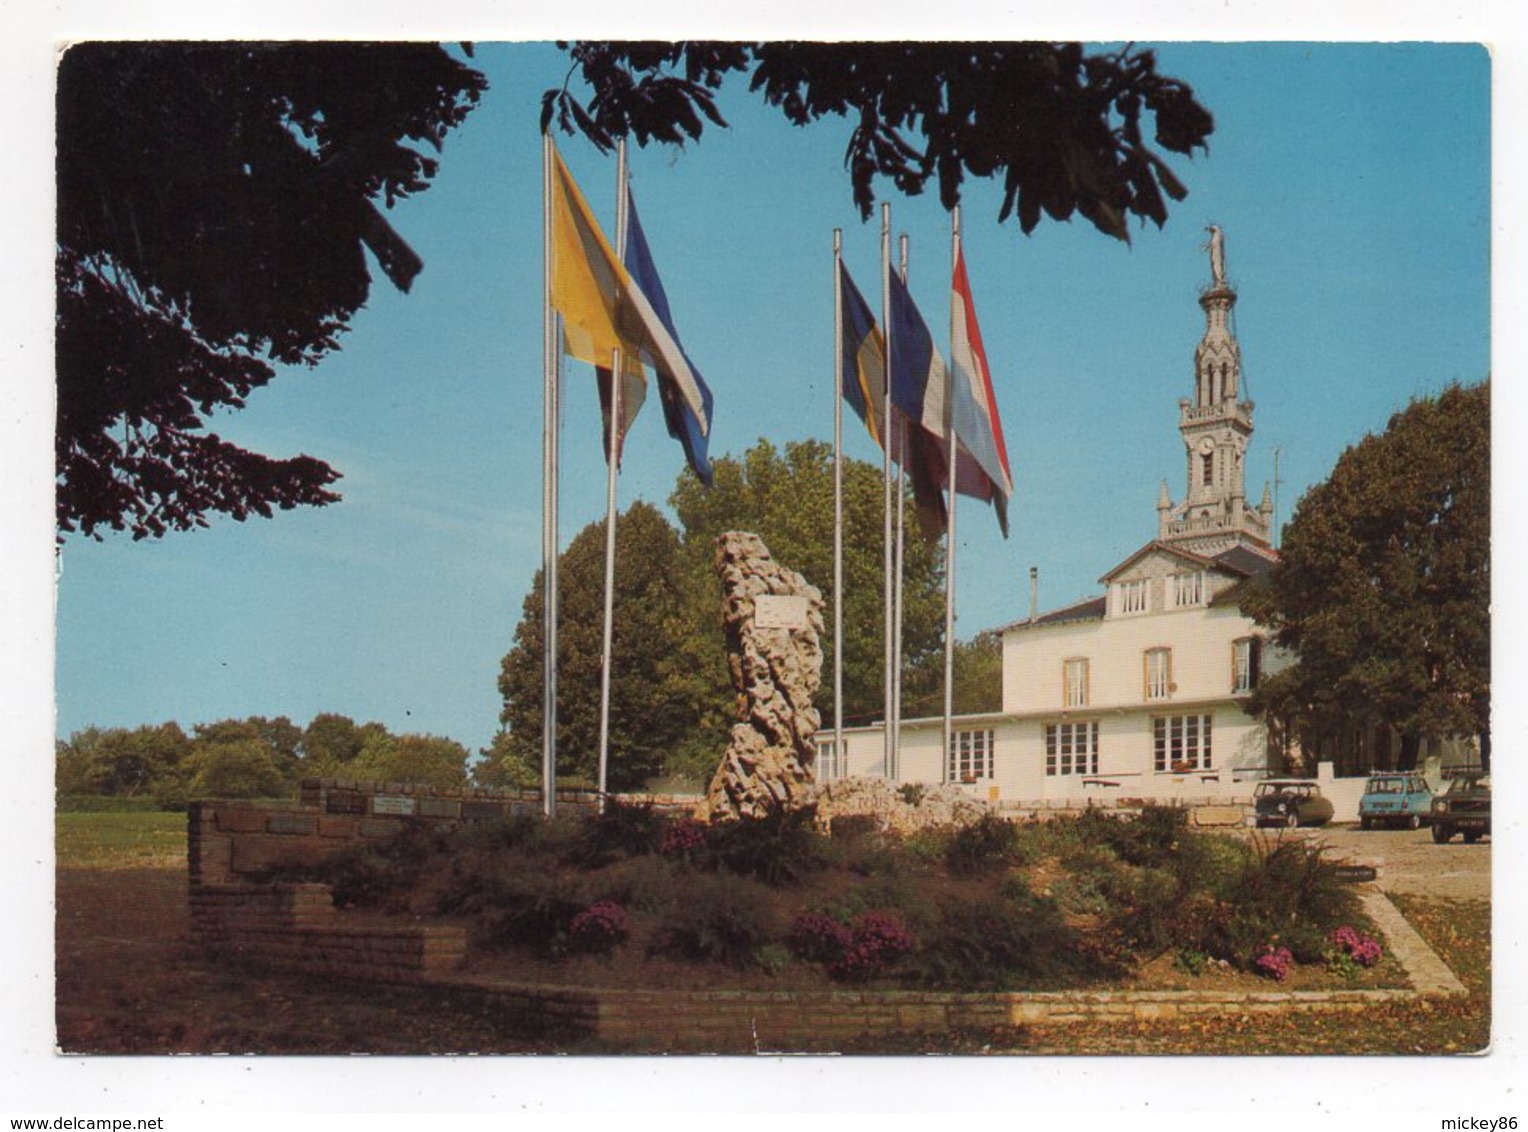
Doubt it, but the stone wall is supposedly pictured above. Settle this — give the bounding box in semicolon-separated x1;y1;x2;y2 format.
416;976;1421;1052
187;780;698;983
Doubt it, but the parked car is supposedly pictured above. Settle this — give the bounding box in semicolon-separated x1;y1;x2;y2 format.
1253;779;1335;828
1358;772;1433;830
1430;771;1491;844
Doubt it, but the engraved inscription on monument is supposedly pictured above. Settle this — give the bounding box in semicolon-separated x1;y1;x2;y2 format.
754;593;811;631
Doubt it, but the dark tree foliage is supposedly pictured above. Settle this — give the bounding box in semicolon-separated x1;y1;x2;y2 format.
544;42;1213;240
56;42;487;539
495;500;712;790
1244;382;1490;770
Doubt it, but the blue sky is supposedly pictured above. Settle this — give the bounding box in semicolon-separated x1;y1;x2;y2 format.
44;41;1492;757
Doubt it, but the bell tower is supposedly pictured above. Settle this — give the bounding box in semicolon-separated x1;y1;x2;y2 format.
1157;227;1274;554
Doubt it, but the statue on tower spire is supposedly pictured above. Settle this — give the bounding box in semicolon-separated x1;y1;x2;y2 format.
1206;225;1227;287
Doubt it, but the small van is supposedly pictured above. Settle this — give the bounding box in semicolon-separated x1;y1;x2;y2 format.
1358;772;1433;831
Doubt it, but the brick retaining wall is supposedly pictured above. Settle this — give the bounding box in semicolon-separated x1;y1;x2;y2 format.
410;976;1423;1052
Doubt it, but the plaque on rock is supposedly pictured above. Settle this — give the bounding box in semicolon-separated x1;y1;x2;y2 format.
754;593;812;631
371;794;417;816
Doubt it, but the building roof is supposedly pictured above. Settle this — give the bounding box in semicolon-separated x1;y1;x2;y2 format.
1000;594;1107;633
1211;543;1279;578
1097;540;1218;585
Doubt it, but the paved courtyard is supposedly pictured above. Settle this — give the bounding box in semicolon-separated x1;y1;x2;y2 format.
1290;824;1491;900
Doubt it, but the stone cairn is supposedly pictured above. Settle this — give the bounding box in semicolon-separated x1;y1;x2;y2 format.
696;532;824;822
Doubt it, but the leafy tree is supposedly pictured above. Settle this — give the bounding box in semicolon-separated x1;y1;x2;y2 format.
192;716;305;783
1244;382;1490;770
670;438;946;733
181;738;291;800
904;629;1006;718
56;42;487;539
55;722;192;797
302;712;390;774
493;500;713;790
545;42;1213;241
350;733;470;789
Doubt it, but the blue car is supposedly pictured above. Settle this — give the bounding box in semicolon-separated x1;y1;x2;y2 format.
1358;772;1433;830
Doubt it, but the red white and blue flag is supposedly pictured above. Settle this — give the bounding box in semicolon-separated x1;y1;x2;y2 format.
948;246;1013;536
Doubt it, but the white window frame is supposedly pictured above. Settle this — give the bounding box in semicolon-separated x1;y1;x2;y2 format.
1046;721;1099;777
1063;657;1090;708
815;736;846;782
947;729;994;784
1144;647;1172;701
1232;636;1260;694
1173;571;1205;607
1117;578;1149;615
1154;714;1213;772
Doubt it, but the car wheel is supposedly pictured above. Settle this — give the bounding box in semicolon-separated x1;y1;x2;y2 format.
1360;816;1372;831
1285;811;1300;829
1432;824;1451;844
1406;813;1421;831
1463;831;1481;844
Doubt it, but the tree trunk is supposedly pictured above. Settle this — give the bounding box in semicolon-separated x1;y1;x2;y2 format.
1478;728;1491;774
1398;731;1421;771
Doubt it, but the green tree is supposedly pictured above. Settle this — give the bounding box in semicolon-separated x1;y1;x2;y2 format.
670;439;946;734
546;42;1213;241
56;42;487;539
301;712;390;775
191;717;305;785
494;500;711;789
181;738;290;800
350;733;470;790
55;722;192;798
904;629;1006;718
1244;382;1490;770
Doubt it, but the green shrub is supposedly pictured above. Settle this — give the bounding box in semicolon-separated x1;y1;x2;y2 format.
904;882;1118;991
563;800;668;867
944;812;1021;877
291;818;443;908
897;783;928;807
704;806;834;887
437;856;595;956
600;854;689;914
827;814;882;844
1047;871;1114;917
648;873;773;967
1100;863;1183;953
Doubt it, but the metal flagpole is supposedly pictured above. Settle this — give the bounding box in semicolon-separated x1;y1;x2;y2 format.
892;234;909;771
832;229;845;782
596;139;629;813
879;204;895;781
541;133;560;819
942;207;961;782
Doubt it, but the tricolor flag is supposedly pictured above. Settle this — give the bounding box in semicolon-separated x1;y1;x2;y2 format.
548;145;709;460
837;262;886;448
949;247;1014;536
621;185;714;485
886;271;967;539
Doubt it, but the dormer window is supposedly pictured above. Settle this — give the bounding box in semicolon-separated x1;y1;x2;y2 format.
1173;571;1204;607
1117;578;1148;615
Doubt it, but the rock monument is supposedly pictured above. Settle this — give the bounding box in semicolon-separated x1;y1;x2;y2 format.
697;531;824;822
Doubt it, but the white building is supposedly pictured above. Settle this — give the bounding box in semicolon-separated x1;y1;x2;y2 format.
822;231;1290;808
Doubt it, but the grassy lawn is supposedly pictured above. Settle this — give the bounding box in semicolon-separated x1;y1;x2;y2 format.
55;809;187;869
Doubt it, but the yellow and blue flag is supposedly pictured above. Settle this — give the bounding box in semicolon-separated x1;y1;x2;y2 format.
549;145;709;462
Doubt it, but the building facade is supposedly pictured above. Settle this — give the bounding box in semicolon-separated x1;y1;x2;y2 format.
821;228;1288;808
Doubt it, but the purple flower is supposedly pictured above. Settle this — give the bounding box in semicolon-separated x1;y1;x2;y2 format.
570;900;630;953
1254;944;1294;982
661;819;708;857
1330;925;1382;967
